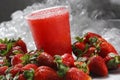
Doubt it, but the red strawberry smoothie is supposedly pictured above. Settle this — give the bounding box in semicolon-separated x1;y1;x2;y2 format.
26;6;72;56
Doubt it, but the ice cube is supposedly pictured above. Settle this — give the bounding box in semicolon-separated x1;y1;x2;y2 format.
11;10;24;21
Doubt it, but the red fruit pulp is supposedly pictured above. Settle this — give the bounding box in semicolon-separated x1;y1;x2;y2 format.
26;6;72;56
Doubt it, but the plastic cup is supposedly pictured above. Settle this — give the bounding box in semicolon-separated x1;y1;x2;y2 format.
26;6;72;56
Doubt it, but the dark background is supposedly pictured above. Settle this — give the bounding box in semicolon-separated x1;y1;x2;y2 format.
0;0;44;23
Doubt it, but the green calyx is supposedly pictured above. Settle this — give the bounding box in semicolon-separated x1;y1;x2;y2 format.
73;36;84;57
21;50;41;65
0;38;16;44
21;54;31;65
75;62;88;74
89;37;101;53
3;58;11;66
72;45;83;58
107;55;120;69
0;38;16;56
23;69;34;80
57;64;69;77
54;55;69;77
0;75;7;80
0;43;12;56
18;50;43;65
29;50;43;64
0;73;15;80
72;43;89;59
75;36;84;42
89;37;98;44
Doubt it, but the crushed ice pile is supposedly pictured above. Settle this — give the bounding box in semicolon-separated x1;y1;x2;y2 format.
0;0;120;53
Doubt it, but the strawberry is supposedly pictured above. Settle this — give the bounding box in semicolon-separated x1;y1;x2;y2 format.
15;38;27;53
0;66;8;75
84;32;101;43
10;63;23;77
55;53;74;67
104;53;120;70
0;43;6;50
11;54;24;66
34;66;60;80
82;47;96;58
97;37;107;42
88;55;108;76
99;41;118;58
18;74;26;80
74;42;86;52
72;37;86;57
65;67;91;80
37;52;55;68
74;61;89;74
72;41;86;57
61;53;74;67
21;64;38;72
12;46;25;54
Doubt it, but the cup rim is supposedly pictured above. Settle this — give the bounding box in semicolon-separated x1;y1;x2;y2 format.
25;5;69;20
